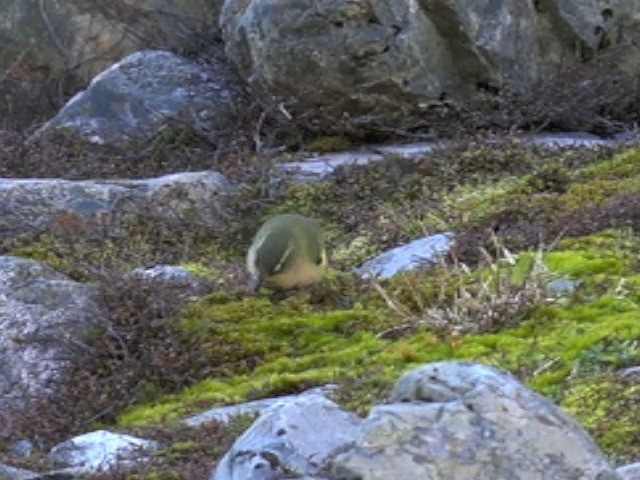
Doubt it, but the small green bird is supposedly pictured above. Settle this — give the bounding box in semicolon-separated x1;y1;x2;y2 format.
246;214;328;292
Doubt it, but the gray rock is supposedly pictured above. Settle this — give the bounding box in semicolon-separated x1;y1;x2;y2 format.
184;385;338;427
47;430;159;474
130;264;214;298
618;463;640;480
212;393;361;480
527;132;610;148
221;0;456;128
0;1;220;83
0;256;105;409
619;366;640;379
9;439;35;458
273;142;439;186
0;170;232;240
332;361;620;480
33;50;247;149
221;0;640;130
546;278;579;295
0;461;39;480
274;151;386;186
354;233;454;279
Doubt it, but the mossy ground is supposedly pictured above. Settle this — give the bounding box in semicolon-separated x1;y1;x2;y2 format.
117;231;640;463
4;140;640;475
118;139;640;461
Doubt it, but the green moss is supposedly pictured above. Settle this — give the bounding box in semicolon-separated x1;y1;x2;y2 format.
121;233;640;430
558;178;640;212
306;135;354;152
119;293;393;425
562;375;640;462
109;140;640;466
9;237;72;273
578;147;640;180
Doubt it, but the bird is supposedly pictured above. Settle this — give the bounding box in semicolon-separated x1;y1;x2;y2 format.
246;213;328;292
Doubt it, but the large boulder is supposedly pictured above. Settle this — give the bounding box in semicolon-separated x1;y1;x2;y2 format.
0;171;232;240
221;0;450;127
33;50;248;149
331;362;620;480
221;0;640;130
0;257;105;411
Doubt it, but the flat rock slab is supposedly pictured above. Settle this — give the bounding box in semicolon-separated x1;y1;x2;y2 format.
0;171;232;240
273;134;617;188
184;385;337;426
273;142;438;185
354;232;454;279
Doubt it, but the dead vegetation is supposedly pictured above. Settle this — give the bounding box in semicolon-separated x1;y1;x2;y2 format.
374;236;553;339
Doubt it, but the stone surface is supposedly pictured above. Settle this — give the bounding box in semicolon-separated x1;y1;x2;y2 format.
130;264;215;298
221;0;640;130
47;430;159;474
332;361;620;480
0;171;232;241
0;461;39;480
273;142;438;185
273;134;616;190
212;392;361;480
0;256;105;410
619;366;640;379
354;233;454;279
9;439;35;458
184;385;337;426
0;0;220;82
618;463;640;480
527;132;610;148
221;0;455;128
34;50;248;149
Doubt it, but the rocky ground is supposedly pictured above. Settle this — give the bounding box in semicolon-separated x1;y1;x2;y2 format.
0;129;638;478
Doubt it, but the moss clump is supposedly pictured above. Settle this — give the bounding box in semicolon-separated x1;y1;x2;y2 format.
118;292;395;425
561;375;640;462
306;135;354;152
8;237;71;274
578;147;640;180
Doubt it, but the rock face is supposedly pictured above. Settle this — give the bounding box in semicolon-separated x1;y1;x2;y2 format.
0;257;105;410
0;1;221;82
221;0;446;126
34;50;248;149
212;392;361;480
332;362;620;480
0;171;232;240
221;0;640;129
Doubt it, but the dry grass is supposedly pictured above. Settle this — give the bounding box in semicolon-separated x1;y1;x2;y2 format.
375;235;553;338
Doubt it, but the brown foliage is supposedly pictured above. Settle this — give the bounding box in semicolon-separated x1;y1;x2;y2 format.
1;273;214;448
